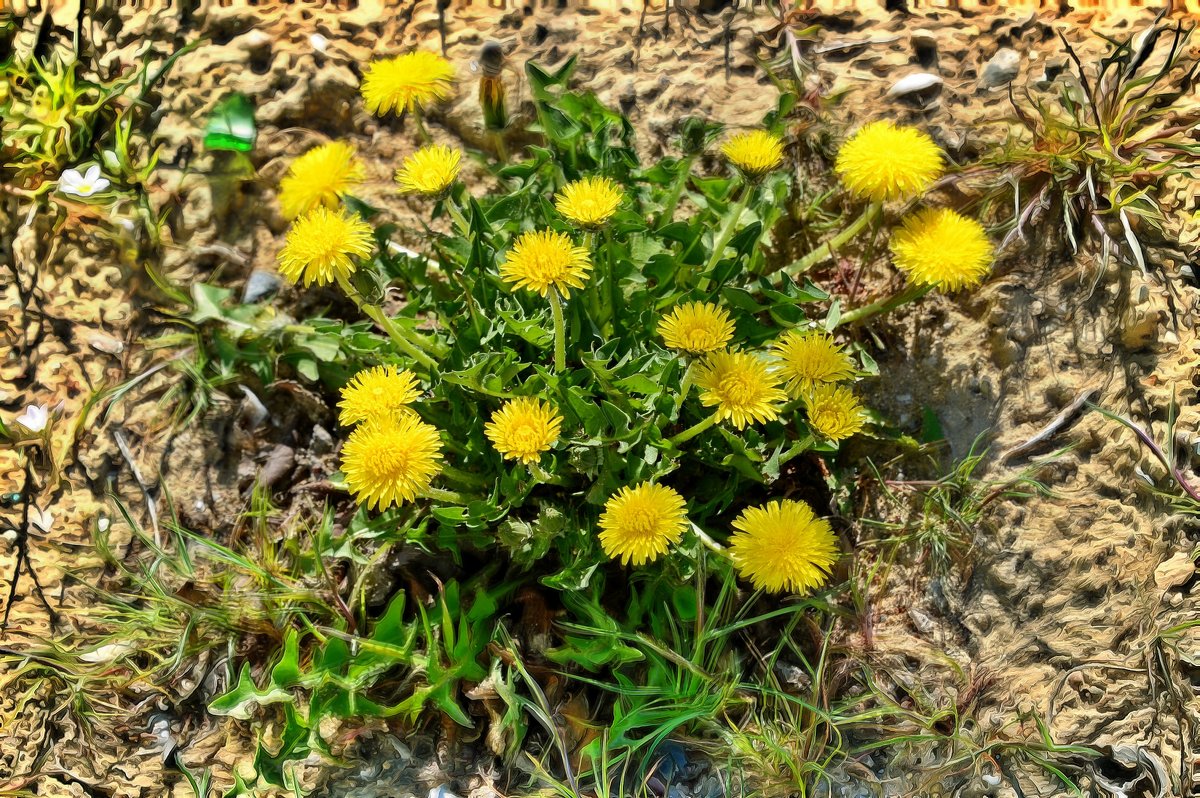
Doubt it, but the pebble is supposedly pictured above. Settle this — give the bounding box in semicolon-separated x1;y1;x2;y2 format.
887;72;943;99
981;47;1021;88
310;425;334;455
242;268;282;304
258;445;296;489
88;332;125;354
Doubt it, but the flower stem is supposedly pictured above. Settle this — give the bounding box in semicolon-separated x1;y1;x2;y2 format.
697;182;749;292
440;464;492;490
778;435;814;467
582;231;602;325
548;288;567;373
446;196;471;236
769;201;881;284
836;282;932;328
691;523;732;560
657;154;695;228
603;227;620;336
413;109;433;145
420;486;467;504
675;358;697;414
670;413;719;447
336;275;439;371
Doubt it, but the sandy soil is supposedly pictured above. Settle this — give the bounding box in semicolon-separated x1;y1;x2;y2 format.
2;1;1198;796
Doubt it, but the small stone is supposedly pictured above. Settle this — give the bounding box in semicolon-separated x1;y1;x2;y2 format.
88;332;125;354
887;72;943;99
231;29;272;55
242;268;282;304
310;425;334;455
1154;552;1196;592
259;445;296;489
981;48;1021;89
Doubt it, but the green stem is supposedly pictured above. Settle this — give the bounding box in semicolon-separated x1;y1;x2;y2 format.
336;275;439;370
675;358;697;414
446;196;471;236
778;435;815;467
490;131;509;164
657;154;695;228
836;282;933;328
769;201;881;284
548;288;567;373
582;231;602;326
413;109;433;145
420;486;467;504
690;523;733;560
697;183;749;292
440;464;492;490
670;413;719;447
603;227;619;336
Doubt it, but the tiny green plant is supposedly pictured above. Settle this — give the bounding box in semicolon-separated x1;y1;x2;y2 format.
863;433;1054;575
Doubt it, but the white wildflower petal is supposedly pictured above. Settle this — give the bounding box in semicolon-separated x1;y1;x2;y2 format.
15;404;49;432
30;507;54;533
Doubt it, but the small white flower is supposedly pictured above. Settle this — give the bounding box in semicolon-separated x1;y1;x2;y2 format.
310;33;329;53
59;164;111;198
79;642;135;664
30;506;54;533
15;404;48;432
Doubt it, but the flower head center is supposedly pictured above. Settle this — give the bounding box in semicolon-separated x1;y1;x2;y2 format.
622;505;662;537
718;372;757;405
367;443;410;478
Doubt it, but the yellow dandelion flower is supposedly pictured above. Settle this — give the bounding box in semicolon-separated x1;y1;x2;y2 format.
730;500;839;595
805;384;866;442
396;144;461;197
890;208;994;291
721;130;784;177
485;397;563;465
598;482;688;566
278;141;366;220
554;176;623;228
360;51;455;117
657;302;735;354
694;351;787;429
771;330;855;398
499;230;592;298
834;121;943;202
338;365;422;427
277;206;373;287
341;414;443;510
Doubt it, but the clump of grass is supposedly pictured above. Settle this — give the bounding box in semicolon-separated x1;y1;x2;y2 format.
973;12;1199;278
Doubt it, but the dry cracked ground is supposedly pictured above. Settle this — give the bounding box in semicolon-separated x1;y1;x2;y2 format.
1;1;1198;796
